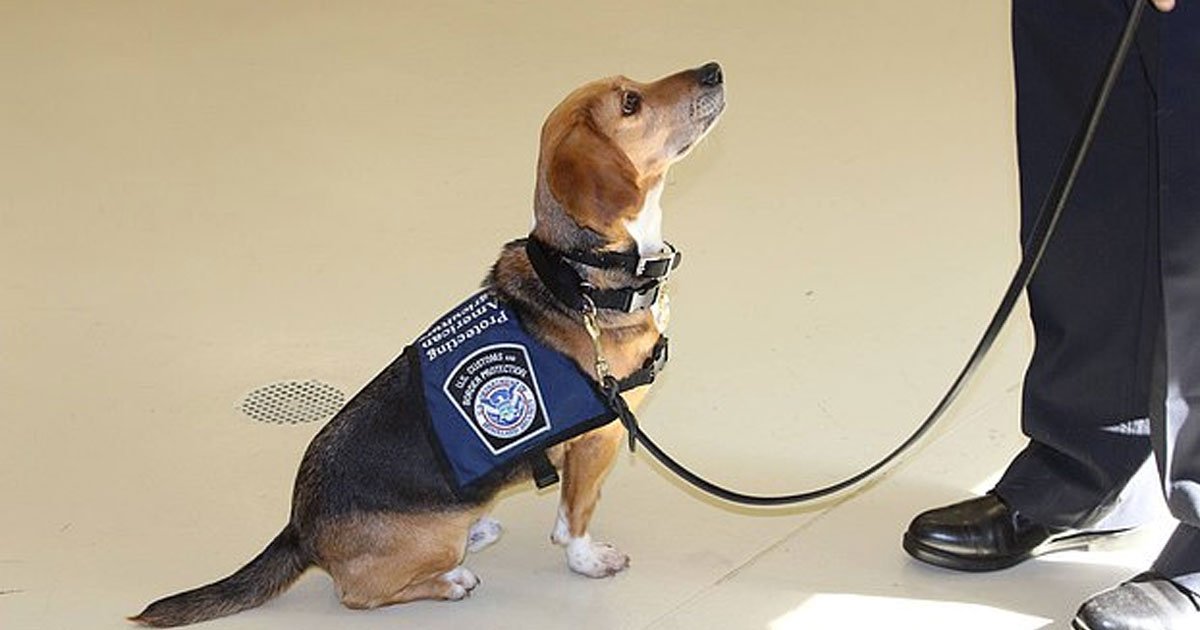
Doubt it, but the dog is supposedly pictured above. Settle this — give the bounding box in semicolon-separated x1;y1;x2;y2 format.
131;61;725;627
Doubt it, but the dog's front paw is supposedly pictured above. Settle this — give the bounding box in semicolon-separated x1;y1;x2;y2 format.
441;566;481;600
565;535;630;578
467;516;503;553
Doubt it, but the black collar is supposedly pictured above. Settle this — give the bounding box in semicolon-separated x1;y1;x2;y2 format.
554;242;681;280
524;237;681;314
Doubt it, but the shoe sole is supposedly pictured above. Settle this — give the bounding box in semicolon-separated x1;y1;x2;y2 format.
902;528;1133;573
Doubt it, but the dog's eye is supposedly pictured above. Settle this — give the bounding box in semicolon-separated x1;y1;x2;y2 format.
621;91;642;116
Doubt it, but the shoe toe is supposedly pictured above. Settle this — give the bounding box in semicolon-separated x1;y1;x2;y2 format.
1074;574;1200;630
905;495;1008;557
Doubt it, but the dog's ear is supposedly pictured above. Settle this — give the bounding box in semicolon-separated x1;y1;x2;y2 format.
547;119;643;234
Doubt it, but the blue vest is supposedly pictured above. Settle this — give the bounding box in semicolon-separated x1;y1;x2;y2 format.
414;291;615;489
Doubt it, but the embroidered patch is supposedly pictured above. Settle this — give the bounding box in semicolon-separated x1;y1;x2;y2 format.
443;343;551;455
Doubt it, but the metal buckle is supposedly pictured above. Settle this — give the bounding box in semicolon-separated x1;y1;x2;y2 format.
652;338;669;374
624;282;661;312
635;246;677;278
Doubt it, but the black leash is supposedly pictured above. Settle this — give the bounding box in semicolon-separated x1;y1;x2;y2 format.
594;0;1149;506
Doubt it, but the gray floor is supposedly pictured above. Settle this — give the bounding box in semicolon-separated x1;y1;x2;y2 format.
0;2;1174;628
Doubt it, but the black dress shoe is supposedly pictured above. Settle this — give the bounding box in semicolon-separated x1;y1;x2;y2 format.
1072;572;1200;630
903;493;1129;572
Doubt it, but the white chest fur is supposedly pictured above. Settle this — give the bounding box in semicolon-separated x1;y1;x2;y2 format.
624;181;671;333
623;181;665;256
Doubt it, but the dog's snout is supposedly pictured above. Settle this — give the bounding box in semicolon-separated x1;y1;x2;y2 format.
697;62;723;87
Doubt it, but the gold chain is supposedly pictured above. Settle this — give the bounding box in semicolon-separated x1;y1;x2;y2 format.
580;295;611;381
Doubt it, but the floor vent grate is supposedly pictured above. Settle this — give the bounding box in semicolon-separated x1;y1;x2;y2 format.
239;380;345;425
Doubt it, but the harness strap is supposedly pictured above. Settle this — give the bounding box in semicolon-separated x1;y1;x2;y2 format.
588;280;664;313
525;237;588;310
524;237;672;314
527;335;667;486
530;451;560;489
616;336;669;392
558;242;681;279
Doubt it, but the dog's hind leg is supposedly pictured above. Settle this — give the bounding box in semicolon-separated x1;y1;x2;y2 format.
338;566;480;609
374;566;481;605
318;510;483;609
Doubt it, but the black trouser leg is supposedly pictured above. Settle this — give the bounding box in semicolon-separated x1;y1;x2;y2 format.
1149;0;1200;592
994;0;1159;528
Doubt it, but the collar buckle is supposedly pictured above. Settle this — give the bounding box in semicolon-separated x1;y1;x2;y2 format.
624;282;661;312
634;245;680;279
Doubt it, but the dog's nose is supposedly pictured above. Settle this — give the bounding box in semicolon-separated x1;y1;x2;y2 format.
697;62;723;87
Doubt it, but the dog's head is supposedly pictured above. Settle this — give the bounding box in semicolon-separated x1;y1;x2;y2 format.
533;62;725;250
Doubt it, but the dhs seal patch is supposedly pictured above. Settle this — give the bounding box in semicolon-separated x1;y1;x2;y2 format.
475;376;537;439
443;343;551;455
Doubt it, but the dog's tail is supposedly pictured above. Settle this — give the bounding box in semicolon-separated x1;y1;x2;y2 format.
129;525;310;627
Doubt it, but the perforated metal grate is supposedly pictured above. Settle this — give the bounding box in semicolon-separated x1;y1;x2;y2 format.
239;380;346;425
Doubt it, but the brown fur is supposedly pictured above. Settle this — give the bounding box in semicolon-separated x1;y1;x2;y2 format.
318;509;486;609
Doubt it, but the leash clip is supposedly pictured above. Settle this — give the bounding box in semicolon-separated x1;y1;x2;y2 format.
581;291;642;453
581;293;640;453
580;293;611;381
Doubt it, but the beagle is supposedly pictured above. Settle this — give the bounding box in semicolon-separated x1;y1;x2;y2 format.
132;61;725;627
